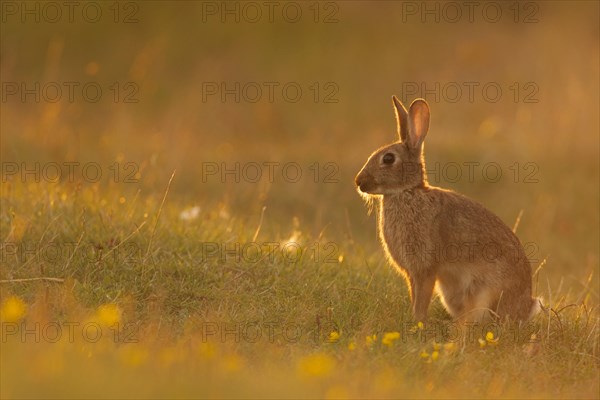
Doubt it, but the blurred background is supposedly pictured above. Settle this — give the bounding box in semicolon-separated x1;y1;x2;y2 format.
1;1;598;298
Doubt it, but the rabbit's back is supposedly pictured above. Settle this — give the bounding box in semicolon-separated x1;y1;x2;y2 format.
381;187;530;272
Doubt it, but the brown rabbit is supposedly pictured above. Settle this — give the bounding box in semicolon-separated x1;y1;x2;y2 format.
355;96;540;322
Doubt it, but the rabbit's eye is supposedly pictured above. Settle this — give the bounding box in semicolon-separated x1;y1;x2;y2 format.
382;153;395;164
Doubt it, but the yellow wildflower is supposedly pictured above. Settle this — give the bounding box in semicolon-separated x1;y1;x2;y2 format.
486;331;499;345
1;296;27;322
95;303;121;326
409;321;425;333
328;331;340;343
348;341;356;351
381;331;401;346
431;350;439;361
297;353;335;378
365;334;377;347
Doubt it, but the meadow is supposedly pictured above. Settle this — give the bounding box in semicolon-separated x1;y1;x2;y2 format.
1;1;599;398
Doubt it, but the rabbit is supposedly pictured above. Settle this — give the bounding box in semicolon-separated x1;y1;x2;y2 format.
355;96;541;323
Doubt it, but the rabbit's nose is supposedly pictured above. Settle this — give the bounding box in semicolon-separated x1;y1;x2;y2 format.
354;174;363;187
355;172;370;189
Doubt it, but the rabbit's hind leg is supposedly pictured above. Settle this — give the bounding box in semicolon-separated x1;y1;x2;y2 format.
436;275;496;323
436;279;467;319
459;287;498;323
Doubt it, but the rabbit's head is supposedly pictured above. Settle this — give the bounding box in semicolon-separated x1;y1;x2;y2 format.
355;97;430;195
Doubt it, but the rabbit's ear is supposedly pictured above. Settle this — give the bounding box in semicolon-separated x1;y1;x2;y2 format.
392;95;409;142
407;99;430;149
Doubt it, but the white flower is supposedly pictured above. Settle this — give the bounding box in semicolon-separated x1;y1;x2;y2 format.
179;206;201;221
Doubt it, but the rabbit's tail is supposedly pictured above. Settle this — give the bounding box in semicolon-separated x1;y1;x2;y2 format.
529;297;544;319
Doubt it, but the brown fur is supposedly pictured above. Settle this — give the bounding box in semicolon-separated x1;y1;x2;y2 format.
355;97;540;322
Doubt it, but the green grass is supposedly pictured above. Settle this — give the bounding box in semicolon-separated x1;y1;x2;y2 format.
1;180;598;399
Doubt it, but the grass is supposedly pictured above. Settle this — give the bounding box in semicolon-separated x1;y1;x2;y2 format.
1;1;599;398
1;179;598;399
